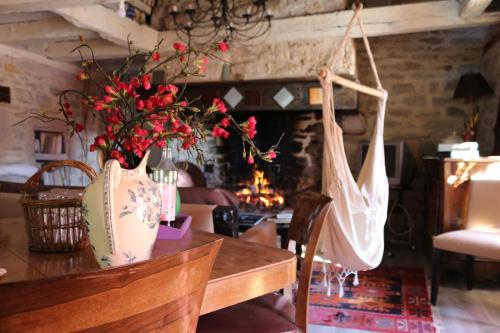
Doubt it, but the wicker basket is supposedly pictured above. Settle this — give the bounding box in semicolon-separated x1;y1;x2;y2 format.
19;160;98;253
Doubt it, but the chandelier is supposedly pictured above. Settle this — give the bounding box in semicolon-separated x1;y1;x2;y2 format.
167;0;273;46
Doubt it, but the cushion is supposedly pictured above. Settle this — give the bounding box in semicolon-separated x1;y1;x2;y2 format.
433;229;500;260
466;180;500;230
197;293;297;333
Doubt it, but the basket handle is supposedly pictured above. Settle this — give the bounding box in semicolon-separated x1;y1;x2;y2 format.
23;160;98;193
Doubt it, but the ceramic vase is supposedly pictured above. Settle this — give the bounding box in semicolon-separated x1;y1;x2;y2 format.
82;151;161;268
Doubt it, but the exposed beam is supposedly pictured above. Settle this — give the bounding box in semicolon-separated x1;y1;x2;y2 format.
459;0;494;19
0;43;79;74
0;17;97;43
266;1;500;43
0;12;57;25
44;38;132;61
171;0;498;45
0;0;119;13
54;5;158;52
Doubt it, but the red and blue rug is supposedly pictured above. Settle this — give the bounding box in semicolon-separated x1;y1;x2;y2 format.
309;266;436;333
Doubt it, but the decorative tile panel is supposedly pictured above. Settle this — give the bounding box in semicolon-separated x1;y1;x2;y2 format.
273;87;295;109
223;87;243;108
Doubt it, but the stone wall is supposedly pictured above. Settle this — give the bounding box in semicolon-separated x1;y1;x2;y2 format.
0;55;93;185
481;30;500;154
176;27;496;190
184;38;356;82
352;26;492;169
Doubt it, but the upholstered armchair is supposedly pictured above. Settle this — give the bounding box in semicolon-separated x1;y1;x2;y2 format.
431;179;500;305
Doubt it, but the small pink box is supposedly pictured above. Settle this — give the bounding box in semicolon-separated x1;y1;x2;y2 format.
156;215;192;240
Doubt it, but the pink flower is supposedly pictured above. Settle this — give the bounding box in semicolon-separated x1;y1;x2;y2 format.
156;140;166;148
142;74;152;90
218;41;229;53
133;125;148;137
247;155;254;165
151;51;160;61
63;102;73;116
130;76;140;88
160;94;174;107
212;126;230;139
153;123;164;133
173;42;187;52
94;100;105;111
267;150;277;160
212;98;227;113
76;72;88;81
180;101;187;107
178;124;192;134
248;116;257;129
166;84;178;94
96;136;106;146
136;99;145;110
110;150;126;166
240;116;257;138
246;129;257;139
105;85;117;95
104;95;114;103
157;85;166;94
74;123;84;132
220;117;230;128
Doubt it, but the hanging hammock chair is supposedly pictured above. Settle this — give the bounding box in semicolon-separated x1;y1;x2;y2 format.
318;4;389;296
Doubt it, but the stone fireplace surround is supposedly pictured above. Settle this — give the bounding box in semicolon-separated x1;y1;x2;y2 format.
182;79;358;207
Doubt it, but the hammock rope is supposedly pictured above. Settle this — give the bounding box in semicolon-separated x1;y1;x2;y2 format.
318;4;389;297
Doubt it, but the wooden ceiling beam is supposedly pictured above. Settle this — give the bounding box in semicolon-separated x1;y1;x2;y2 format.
0;17;97;43
170;0;498;45
53;5;159;52
0;43;80;74
265;0;500;43
459;0;494;19
43;38;132;61
0;0;119;13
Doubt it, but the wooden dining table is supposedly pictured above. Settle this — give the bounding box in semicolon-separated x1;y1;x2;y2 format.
0;218;296;315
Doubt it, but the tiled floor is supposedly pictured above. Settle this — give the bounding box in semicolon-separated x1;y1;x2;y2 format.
308;246;500;333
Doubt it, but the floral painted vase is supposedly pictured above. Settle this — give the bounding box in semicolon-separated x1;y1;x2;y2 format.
82;151;161;268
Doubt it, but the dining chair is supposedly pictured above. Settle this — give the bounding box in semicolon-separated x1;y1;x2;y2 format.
0;181;24;219
197;191;332;333
431;179;500;305
0;238;223;333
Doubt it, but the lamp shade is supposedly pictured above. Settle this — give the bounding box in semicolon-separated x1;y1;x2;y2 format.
453;73;494;99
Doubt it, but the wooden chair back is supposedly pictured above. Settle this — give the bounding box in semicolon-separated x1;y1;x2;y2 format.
286;192;332;332
0;238;222;333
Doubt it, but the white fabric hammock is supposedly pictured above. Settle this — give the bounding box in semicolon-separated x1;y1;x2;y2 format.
318;5;389;296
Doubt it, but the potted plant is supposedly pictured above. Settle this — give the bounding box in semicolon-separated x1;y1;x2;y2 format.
22;38;278;267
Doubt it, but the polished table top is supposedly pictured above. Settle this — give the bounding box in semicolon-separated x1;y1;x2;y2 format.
0;218;296;315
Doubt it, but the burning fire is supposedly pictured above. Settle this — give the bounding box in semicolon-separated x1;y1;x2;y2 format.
236;169;284;209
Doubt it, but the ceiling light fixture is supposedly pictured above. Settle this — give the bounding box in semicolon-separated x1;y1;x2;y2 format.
167;0;273;46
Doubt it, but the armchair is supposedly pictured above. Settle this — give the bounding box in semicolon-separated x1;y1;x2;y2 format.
431;179;500;305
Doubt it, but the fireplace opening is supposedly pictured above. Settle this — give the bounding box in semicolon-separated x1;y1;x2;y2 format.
220;111;324;210
235;168;285;211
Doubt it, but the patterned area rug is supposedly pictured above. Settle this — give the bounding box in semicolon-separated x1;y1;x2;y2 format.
309;266;436;333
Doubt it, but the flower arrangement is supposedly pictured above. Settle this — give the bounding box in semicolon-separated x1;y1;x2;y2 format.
20;38;279;168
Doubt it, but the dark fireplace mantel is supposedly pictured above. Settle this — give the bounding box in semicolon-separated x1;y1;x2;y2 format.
182;78;358;113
